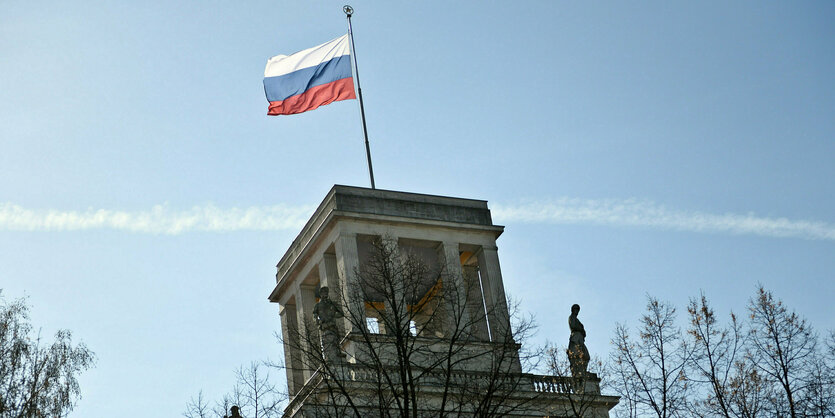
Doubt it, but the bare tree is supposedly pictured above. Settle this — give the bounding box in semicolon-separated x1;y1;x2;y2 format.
608;288;835;418
725;352;768;418
685;293;744;417
610;296;692;418
685;292;775;418
281;237;540;418
804;354;835;417
234;362;282;418
747;286;820;418
184;390;212;418
212;385;245;418
827;331;835;361
544;343;610;418
816;330;835;416
609;344;640;418
0;292;95;418
184;361;284;418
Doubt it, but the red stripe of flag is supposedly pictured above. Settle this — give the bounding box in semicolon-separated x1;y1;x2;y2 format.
267;77;356;116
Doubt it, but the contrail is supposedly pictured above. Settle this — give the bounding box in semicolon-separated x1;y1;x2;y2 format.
491;198;835;241
0;203;314;235
0;200;833;241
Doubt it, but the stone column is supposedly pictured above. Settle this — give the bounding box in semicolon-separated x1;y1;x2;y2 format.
318;254;339;289
476;246;511;342
440;241;470;337
462;264;490;341
279;303;304;396
334;233;362;337
477;246;522;372
295;284;318;382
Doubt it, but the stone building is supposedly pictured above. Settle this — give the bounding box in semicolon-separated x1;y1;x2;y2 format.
269;185;618;417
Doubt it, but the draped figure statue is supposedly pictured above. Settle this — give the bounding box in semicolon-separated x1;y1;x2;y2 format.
312;286;345;363
567;304;591;378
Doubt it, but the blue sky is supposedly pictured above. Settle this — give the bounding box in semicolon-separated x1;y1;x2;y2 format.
1;1;833;416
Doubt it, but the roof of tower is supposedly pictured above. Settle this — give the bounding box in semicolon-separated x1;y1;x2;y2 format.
270;185;503;302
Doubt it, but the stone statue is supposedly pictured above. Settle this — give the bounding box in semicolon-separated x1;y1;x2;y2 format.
225;405;242;418
567;304;591;378
312;286;345;363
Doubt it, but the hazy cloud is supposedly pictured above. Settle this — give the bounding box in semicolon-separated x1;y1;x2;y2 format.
1;199;833;241
0;203;314;235
491;198;835;241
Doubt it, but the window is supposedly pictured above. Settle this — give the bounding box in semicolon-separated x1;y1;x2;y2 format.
366;317;380;334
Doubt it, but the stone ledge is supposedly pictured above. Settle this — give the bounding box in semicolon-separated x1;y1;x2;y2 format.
274;185;497;289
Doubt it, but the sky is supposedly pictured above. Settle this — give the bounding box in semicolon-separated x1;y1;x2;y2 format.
1;1;834;416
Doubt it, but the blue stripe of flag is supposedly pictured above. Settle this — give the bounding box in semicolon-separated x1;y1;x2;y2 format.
263;54;353;102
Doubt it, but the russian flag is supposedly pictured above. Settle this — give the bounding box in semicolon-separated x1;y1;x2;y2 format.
263;35;356;116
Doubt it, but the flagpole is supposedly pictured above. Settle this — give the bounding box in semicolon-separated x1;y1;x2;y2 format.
343;5;376;190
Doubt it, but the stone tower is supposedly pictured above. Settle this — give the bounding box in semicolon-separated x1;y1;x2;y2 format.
269;185;618;417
